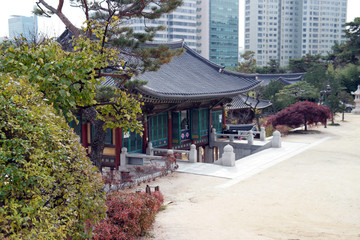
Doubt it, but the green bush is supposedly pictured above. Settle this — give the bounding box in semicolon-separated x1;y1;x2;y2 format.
0;75;106;239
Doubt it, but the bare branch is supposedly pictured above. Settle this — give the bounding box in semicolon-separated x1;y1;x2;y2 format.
38;0;82;37
117;0;147;18
81;0;92;37
57;0;64;13
35;2;52;17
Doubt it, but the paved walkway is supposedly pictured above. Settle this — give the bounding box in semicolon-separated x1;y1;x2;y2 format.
148;114;360;240
177;136;331;187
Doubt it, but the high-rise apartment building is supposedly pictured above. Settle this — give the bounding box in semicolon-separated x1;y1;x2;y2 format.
197;0;239;67
244;0;348;67
126;0;197;49
8;15;38;40
127;0;239;67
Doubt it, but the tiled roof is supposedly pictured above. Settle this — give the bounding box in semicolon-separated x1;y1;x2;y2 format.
226;94;272;110
255;73;305;86
134;42;262;100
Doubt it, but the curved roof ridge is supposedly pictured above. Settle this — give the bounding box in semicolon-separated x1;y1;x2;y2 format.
182;44;224;72
131;41;263;100
222;69;258;78
227;93;272;110
255;72;306;77
183;45;258;79
279;75;303;80
137;81;262;100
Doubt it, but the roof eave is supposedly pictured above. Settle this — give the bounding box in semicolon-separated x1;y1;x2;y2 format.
136;81;262;101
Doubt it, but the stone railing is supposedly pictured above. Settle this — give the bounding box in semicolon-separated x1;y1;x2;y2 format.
119;142;198;167
146;142;197;163
120;147;164;166
210;128;281;163
211;127;267;143
119;130;281;168
214;130;282;167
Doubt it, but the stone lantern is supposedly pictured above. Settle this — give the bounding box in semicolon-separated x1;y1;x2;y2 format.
351;85;360;114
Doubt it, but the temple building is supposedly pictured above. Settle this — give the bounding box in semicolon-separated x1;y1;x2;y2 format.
72;42;263;168
256;73;305;86
69;41;306;169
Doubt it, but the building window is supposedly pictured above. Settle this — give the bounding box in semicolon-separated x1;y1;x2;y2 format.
181;110;190;130
122;130;142;153
211;110;223;133
191;108;209;139
149;112;168;147
91;126;113;145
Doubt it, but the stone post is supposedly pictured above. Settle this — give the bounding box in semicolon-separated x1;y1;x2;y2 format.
351;85;360;114
272;130;282;148
260;127;266;141
120;147;127;166
229;135;234;142
247;130;254;145
211;128;217;142
146;142;153;156
189;144;197;163
222;144;235;167
198;147;204;163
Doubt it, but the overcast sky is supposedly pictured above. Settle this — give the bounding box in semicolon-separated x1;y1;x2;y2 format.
1;0;359;47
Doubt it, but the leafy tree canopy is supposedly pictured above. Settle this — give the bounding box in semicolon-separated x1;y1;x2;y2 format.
288;54;325;73
267;101;330;131
256;59;286;74
26;0;184;168
327;17;360;66
275;81;319;109
0;75;105;239
335;64;360;93
234;51;257;73
261;80;284;112
0;37;143;135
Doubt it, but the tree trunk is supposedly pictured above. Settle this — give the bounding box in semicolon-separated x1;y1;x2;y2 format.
304;115;307;131
255;114;261;131
331;111;335;124
83;107;106;171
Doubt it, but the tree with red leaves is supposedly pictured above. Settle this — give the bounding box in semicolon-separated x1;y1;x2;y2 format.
267;101;330;131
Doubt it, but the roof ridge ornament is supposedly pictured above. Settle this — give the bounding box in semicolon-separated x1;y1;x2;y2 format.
219;66;225;73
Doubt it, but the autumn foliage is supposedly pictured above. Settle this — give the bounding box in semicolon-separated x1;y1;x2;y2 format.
267;101;330;131
92;191;164;240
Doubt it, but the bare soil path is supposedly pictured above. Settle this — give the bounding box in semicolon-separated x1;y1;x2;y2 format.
144;114;360;240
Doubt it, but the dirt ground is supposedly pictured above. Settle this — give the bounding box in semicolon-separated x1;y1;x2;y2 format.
142;114;360;240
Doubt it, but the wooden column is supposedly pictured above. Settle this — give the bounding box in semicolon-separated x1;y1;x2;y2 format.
209;109;213;131
167;111;172;149
222;107;226;128
81;123;89;153
142;116;148;153
115;128;122;170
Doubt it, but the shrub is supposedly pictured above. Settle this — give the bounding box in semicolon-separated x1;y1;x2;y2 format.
267;101;330;131
0;75;106;239
274;125;290;136
92;191;164;240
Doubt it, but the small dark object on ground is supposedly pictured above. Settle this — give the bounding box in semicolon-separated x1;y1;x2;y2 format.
288;130;322;135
